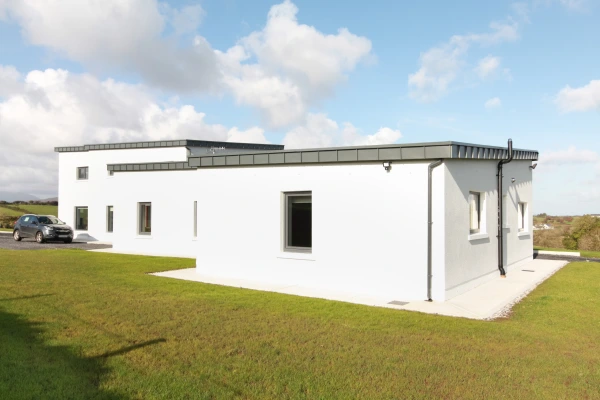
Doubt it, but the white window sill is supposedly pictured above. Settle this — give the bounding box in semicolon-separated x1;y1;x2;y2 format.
468;233;489;241
517;231;530;237
277;252;315;261
135;235;153;239
503;224;510;229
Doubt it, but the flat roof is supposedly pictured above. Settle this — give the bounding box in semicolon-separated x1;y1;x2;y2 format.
54;139;284;153
104;140;539;173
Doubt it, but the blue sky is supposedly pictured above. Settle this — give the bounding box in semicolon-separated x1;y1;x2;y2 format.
0;0;598;214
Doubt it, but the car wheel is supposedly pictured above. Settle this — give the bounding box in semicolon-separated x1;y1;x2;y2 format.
13;230;22;241
36;231;45;244
63;239;73;244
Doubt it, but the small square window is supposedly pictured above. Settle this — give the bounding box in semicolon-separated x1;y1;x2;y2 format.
284;192;312;253
77;167;88;180
107;206;114;232
138;202;151;235
75;207;88;230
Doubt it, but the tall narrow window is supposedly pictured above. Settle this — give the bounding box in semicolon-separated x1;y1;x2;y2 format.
518;202;527;232
139;202;151;235
107;206;114;232
469;192;481;233
193;201;197;238
77;167;89;180
284;192;312;252
75;207;88;230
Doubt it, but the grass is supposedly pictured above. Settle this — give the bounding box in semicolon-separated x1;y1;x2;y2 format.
0;228;11;232
534;246;600;258
0;204;58;217
1;250;599;399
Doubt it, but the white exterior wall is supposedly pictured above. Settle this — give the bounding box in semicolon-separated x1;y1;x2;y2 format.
56;147;534;302
194;162;432;301
58;147;189;245
443;160;533;300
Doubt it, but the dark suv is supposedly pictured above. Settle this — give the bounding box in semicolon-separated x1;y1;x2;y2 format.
13;215;74;244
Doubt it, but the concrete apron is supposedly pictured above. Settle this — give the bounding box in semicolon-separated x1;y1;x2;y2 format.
151;259;568;320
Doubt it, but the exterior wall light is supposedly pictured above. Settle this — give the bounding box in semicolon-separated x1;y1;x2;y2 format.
511;178;516;183
383;161;392;172
529;163;537;170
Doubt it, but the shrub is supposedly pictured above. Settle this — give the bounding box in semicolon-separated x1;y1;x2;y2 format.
579;227;600;251
534;229;565;249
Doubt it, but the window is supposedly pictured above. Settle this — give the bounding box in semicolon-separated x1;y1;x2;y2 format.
138;202;151;235
77;167;89;180
193;201;197;238
284;192;312;252
75;207;88;230
469;192;482;234
107;206;114;232
518;202;527;232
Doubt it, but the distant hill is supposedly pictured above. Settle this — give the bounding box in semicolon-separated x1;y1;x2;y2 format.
0;191;39;202
35;197;58;203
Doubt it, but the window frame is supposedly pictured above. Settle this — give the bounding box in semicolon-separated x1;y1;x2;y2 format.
193;201;197;238
284;191;312;254
74;206;88;231
518;202;527;232
469;191;482;234
138;202;152;235
77;166;89;180
107;205;114;233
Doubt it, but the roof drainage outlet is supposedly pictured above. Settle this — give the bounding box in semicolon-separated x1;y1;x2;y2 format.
388;301;409;306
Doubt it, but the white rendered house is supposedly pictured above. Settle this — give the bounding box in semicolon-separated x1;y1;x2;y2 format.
56;139;538;302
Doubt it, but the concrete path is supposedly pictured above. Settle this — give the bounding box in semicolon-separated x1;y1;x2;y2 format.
151;259;568;320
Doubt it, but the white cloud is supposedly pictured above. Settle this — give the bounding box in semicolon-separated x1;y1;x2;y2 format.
218;0;372;127
1;0;373;128
540;146;599;165
0;0;220;92
0;67;267;196
485;97;502;109
0;66;399;196
0;65;22;97
555;80;600;112
408;19;519;102
282;113;401;149
475;55;501;79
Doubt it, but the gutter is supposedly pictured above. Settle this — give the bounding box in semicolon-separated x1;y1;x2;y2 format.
427;159;443;301
497;139;514;277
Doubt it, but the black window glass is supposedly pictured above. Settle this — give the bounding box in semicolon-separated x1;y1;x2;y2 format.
287;194;312;249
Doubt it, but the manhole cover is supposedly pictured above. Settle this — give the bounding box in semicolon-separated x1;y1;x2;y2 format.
388;300;409;306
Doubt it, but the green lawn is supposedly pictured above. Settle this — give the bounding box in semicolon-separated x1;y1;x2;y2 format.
0;204;58;217
1;250;599;399
534;246;600;258
0;228;11;232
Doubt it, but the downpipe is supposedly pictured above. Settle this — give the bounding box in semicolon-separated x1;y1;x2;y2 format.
497;139;514;277
427;159;443;301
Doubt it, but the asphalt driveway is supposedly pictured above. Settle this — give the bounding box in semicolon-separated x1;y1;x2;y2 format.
0;232;112;250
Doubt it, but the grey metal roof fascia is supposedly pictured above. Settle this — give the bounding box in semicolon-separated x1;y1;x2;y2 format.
107;141;538;173
190;141;538;157
55;139;283;153
190;142;538;162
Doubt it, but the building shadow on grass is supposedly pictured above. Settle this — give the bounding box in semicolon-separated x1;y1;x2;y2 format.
0;307;127;399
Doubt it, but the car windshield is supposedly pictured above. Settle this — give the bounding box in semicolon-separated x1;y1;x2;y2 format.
38;216;65;225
